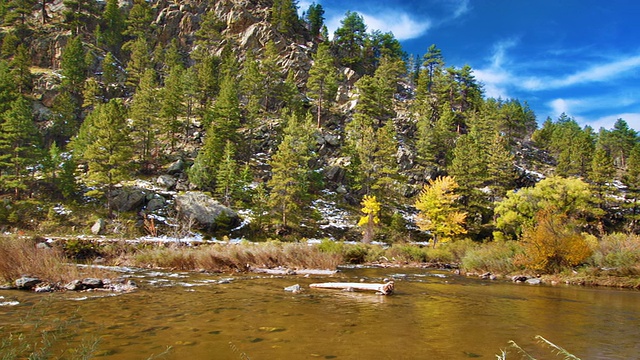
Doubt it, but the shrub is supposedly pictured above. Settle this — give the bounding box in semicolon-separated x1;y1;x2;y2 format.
591;233;640;270
387;244;428;262
515;210;592;273
461;240;523;274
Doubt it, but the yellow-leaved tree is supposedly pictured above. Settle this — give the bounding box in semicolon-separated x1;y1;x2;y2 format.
358;195;381;243
414;176;467;248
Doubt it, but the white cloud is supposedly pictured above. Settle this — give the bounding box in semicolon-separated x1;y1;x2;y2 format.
452;0;471;19
360;13;431;41
325;11;431;41
580;113;640;131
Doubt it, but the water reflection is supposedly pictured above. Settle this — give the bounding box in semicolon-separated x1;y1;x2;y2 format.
1;267;640;359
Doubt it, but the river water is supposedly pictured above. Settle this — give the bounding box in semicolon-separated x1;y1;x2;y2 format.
1;266;639;359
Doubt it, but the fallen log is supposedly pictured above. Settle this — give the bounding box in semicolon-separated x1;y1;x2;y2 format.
309;281;394;295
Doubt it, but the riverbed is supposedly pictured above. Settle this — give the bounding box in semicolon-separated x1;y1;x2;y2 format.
1;266;639;359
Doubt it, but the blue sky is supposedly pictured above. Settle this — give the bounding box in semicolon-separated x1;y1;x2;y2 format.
299;0;640;131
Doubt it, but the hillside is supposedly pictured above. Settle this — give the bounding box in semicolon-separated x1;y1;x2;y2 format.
1;0;639;243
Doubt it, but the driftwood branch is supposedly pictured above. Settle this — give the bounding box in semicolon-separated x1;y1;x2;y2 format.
309;281;394;295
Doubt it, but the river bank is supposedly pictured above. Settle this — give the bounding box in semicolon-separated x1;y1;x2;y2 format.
2;233;640;292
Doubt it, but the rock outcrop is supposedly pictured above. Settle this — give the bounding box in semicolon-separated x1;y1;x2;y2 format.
174;191;240;231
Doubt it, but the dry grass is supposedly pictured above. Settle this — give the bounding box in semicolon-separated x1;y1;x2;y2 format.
123;241;343;272
0;236;111;284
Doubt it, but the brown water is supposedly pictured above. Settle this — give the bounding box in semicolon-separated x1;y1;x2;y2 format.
1;267;640;359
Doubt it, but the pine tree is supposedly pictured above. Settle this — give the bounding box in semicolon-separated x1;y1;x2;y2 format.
0;96;41;200
589;146;616;209
129;68;159;171
271;0;298;33
623;144;640;232
414;176;467;248
45;142;77;200
345;112;376;193
0;60;18;114
60;36;87;95
332;11;367;70
421;44;444;94
82;77;103;110
81;99;133;214
101;51;119;98
240;50;265;123
49;89;80;147
10;44;33;95
305;3;324;38
215;140;240;206
307;42;338;128
267;112;315;229
63;0;98;36
159;66;184;151
125;37;150;89
101;0;125;53
371;119;400;205
486;132;516;200
124;0;154;42
261;40;283;111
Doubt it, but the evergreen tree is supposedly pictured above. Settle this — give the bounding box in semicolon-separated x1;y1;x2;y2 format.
371;119;401;205
49;90;80;147
589;146;616;210
63;0;98;36
124;0;154;42
125;37;150;89
4;0;35;26
261;40;283;111
129;68;159;171
332;11;367;70
80;99;133;214
100;0;125;53
194;9;226;48
345;112;376;194
486;132;516;199
0;60;18;113
10;44;33;95
101;51;119;98
601;118;637;168
240;50;265;123
45;142;78;200
421;44;444;94
159;66;184;150
414;176;467;248
0;96;41;200
271;0;298;33
623;143;640;232
306;42;338;128
60;36;87;95
192;48;221;113
305;3;324;38
82;77;103;109
267;112;315;229
215;140;241;206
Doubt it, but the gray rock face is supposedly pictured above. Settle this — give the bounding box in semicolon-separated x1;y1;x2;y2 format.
166;159;185;175
156;175;177;190
82;278;104;289
526;278;542;285
108;187;147;212
174;192;240;230
15;277;42;290
146;196;167;212
91;219;106;235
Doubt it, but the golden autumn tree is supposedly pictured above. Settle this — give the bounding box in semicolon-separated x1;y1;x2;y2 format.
358;195;381;243
516;209;593;273
414;176;467;247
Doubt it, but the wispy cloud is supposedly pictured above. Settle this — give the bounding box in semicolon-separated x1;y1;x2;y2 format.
325;11;431;41
452;0;471;19
474;39;519;98
360;12;431;40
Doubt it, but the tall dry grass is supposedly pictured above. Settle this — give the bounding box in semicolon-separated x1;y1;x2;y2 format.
0;236;110;284
124;241;343;271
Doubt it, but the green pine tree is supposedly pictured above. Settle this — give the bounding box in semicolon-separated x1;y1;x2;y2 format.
306;42;338;128
160;66;184;151
81;99;133;214
60;36;87;95
129;68;160;171
0;96;41;200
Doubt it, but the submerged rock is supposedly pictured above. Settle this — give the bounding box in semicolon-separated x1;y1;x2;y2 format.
284;284;302;293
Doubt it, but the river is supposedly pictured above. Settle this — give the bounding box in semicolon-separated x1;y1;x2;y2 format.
1;266;639;359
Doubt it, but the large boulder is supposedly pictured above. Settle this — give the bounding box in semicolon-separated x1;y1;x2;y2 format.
174;192;240;231
108;187;147;212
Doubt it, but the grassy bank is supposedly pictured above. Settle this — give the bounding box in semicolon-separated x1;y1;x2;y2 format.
3;233;640;289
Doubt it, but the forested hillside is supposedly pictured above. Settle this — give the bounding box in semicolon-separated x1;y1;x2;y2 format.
1;0;639;245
